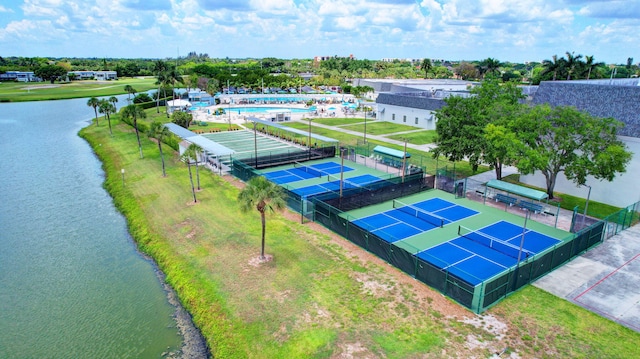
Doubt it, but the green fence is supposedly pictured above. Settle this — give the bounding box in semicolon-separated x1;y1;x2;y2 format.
310;196;606;313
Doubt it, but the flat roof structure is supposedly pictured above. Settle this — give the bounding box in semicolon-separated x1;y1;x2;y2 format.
487;179;548;201
164;123;235;157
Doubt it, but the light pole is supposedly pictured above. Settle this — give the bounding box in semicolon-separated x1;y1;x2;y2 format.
363;107;367;143
582;184;592;226
307;116;312;160
121;168;125;187
253;120;258;168
517;208;530;263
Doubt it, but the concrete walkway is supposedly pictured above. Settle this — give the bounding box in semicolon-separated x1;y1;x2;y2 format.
534;225;640;332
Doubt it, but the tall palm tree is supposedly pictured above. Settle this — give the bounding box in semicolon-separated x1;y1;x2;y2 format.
564;51;583;80
237;176;286;260
121;104;147;159
166;65;184;100
626;57;634;78
98;99;115;136
420;58;433;79
109;96;118;112
87;97;100;126
483;57;502;78
180;146;198;203
153;60;169;113
583;55;604;80
124;85;136;104
541;55;564;81
147;122;171;177
187;143;203;190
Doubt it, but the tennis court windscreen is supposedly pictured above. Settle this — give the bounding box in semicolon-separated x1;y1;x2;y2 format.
458;225;532;259
393;199;445;228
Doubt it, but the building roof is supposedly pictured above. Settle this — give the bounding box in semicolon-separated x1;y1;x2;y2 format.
531;81;640;138
164;123;235;157
487;179;548;201
375;92;447;111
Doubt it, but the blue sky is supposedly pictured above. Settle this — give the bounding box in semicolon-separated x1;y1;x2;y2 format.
1;0;638;64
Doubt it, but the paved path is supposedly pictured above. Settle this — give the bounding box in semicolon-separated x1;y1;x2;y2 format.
533;225;640;332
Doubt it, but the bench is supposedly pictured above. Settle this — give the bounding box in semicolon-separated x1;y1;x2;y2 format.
495;193;518;206
519;200;543;214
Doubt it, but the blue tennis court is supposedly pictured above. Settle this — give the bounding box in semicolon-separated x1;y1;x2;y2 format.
263;161;353;184
417;220;561;285
351;198;479;243
293;174;380;198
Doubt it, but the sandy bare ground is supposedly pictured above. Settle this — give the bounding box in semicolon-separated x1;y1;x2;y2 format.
22;84;61;90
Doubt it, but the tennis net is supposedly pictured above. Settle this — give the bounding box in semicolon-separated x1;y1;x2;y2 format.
458;225;532;260
326;173;371;192
293;162;327;178
393;199;445;228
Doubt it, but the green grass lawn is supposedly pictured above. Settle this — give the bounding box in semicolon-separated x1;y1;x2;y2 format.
284;121;482;178
79;111;640;358
312;117;365;126
341;121;421;135
387;130;438;145
0;77;157;102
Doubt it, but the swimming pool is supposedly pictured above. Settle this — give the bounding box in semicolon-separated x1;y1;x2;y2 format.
227;107;311;114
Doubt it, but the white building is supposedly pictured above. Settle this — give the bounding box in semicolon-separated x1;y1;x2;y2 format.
0;71;40;82
68;70;117;80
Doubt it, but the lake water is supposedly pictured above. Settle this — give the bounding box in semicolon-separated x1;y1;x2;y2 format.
0;97;185;358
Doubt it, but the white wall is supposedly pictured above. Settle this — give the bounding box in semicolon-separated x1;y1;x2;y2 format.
519;136;640;208
376;104;436;130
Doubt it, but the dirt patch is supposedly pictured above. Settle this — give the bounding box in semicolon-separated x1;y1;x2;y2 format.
22;84;60;90
247;254;273;267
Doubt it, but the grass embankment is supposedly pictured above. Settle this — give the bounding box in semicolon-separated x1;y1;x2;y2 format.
0;77;157;102
79;109;639;358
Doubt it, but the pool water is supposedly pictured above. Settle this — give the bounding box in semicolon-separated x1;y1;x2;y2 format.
227;107;311;114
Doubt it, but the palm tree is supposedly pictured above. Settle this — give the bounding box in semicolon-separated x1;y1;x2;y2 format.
166;65;184;100
180;146;198;203
124;85;136;104
583;55;604;80
121;104;147;159
237;176;286;260
153;60;169;113
109;96;118;112
147;122;171;177
564;51;583;80
187;143;203;190
87;97;100;126
98;99;115;136
420;58;433;79
626;57;634;78
541;55;564;81
483;58;502;78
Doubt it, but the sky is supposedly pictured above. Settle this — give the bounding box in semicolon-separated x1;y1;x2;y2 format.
1;0;639;64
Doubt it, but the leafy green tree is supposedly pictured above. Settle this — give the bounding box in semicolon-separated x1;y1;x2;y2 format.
626;57;634;78
34;65;67;83
133;93;153;103
171;111;193;129
180;145;198;203
98;99;116;135
121;104;147;159
420;58;433;79
511;105;632;198
237;176;286;260
87;97;100;126
147;122;171;177
433;79;525;178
